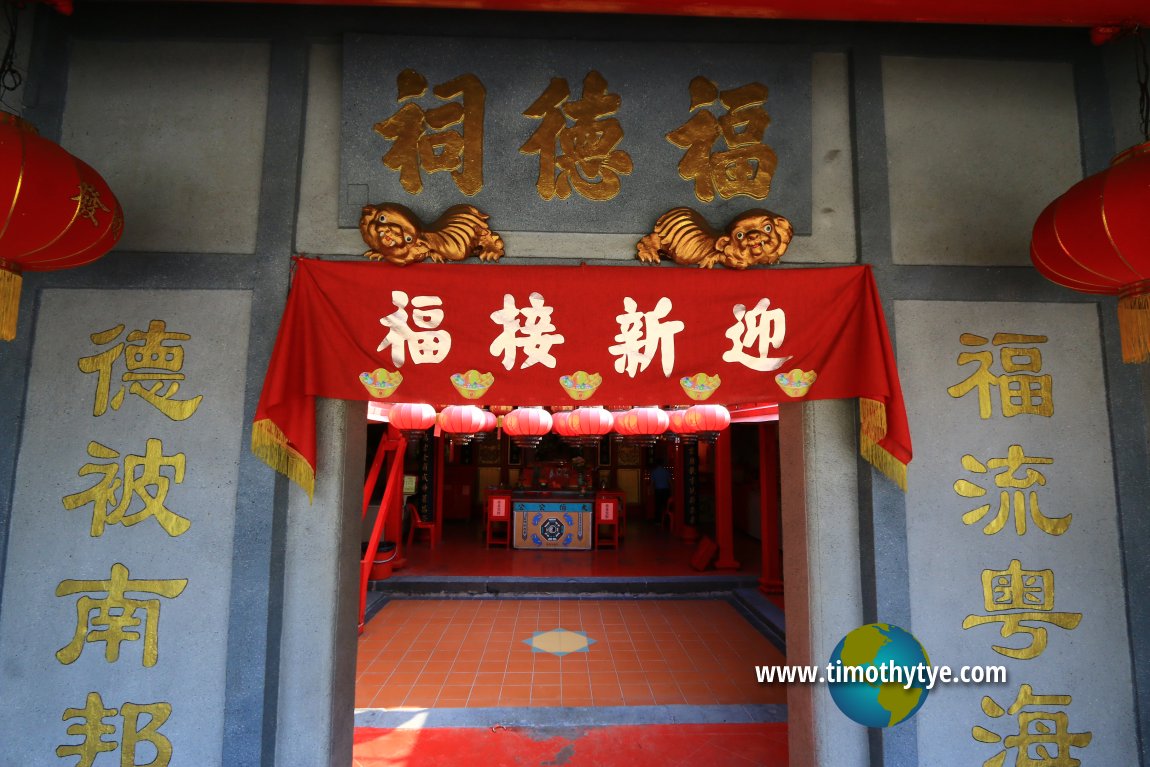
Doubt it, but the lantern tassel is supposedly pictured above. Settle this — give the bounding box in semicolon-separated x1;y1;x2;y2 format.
1118;294;1150;363
0;266;21;341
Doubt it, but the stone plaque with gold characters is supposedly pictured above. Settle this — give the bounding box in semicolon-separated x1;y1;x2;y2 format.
340;35;812;236
894;300;1135;764
0;290;252;765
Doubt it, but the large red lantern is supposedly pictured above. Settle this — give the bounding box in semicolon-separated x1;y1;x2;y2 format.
471;409;498;442
0;113;123;340
387;402;436;440
502;406;553;447
1031;141;1150;362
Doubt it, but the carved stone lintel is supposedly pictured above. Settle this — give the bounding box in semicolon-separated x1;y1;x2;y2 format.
636;207;793;269
359;203;504;265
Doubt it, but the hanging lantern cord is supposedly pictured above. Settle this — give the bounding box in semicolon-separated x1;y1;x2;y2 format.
0;1;22;110
1136;27;1149;142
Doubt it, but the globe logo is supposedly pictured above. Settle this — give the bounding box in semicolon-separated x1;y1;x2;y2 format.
827;623;931;728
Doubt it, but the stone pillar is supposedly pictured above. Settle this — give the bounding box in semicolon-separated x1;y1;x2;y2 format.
275;398;364;767
779;400;867;767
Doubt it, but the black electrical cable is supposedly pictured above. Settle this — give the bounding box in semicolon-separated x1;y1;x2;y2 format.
1136;28;1149;142
0;1;22;112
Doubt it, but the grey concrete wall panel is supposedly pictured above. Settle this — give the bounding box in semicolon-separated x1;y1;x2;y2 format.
883;57;1082;267
896;300;1135;765
803;52;856;264
340;35;812;235
61;40;270;255
0;289;252;766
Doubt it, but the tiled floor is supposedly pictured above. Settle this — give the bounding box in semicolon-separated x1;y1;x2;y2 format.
355;598;787;709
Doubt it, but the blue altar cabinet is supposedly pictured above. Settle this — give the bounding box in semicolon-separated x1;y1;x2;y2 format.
511;491;593;550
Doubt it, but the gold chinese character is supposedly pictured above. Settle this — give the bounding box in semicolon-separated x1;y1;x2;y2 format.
373;69;485;196
973;684;1092;767
77;321;203;421
947;333;1053;419
56;563;187;667
62;438;190;537
70;183;113;227
962;560;1081;660
57;692;173;767
666;76;777;202
520;70;633;201
954;445;1068;536
57;692;117;767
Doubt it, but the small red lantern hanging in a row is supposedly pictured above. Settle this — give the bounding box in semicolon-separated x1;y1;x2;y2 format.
569;406;614;446
502;406;553;447
387;402;436;441
685;404;731;442
437;404;490;444
617;406;669;445
0;113;123;340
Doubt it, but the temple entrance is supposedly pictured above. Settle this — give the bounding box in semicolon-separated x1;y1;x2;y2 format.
353;403;789;764
360;408;782;584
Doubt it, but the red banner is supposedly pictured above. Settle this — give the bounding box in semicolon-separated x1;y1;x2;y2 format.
253;258;911;497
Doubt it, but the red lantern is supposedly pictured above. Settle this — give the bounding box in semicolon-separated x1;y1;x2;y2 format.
685;404;730;442
611;409;637;442
666;408;698;443
551;410;577;441
438;404;486;443
1031;141;1150;362
502;406;553;447
621;406;669;444
472;409;498;441
387;402;436;440
0;113;123;340
569;406;614;445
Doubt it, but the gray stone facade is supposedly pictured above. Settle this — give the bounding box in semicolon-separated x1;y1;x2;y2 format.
0;6;1145;766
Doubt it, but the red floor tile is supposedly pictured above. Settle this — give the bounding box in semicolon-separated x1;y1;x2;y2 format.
356;597;786;711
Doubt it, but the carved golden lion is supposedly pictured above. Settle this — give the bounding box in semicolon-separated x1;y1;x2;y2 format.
636;207;793;269
359;203;505;265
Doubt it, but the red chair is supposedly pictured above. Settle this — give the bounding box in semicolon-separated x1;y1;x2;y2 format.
406;503;436;549
486;492;512;548
594;491;624;549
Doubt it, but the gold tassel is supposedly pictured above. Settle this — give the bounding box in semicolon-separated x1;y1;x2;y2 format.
1118;294;1150;364
251;418;315;501
859;398;908;491
0;265;21;342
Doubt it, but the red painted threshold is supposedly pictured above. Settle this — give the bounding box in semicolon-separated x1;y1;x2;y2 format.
353;722;788;766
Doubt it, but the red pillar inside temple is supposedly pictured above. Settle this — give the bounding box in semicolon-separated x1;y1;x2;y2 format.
759;422;782;593
714;429;739;570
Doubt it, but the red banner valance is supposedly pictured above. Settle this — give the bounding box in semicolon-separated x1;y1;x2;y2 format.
252;258;911;497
